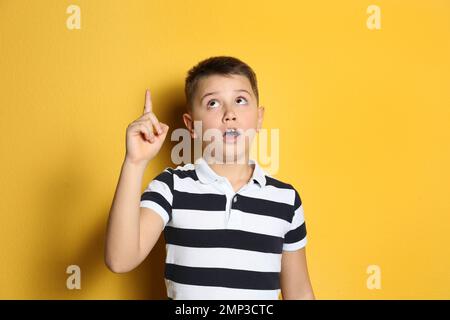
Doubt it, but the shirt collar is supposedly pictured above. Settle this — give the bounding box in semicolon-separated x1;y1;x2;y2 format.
194;157;266;188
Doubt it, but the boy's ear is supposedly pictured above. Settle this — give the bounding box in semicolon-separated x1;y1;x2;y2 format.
182;112;196;138
257;106;265;132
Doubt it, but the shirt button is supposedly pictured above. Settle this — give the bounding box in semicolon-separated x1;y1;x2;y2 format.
233;196;238;203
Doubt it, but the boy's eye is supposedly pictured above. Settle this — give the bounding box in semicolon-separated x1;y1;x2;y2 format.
236;96;248;105
207;99;220;109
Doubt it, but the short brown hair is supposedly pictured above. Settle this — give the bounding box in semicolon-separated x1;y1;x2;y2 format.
184;56;259;111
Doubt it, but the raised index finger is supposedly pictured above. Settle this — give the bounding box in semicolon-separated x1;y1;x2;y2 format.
144;89;153;114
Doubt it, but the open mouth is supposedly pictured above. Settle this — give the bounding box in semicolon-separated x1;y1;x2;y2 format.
223;128;241;143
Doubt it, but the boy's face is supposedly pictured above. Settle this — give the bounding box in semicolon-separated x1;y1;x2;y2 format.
183;74;264;163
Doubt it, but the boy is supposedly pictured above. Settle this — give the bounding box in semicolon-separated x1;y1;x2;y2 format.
105;56;315;300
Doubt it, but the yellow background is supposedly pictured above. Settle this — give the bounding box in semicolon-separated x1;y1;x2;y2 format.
0;0;449;299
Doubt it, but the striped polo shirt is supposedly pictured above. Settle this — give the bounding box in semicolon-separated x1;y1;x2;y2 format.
139;157;307;300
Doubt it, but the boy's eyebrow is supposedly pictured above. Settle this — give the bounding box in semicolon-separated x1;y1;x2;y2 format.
200;89;251;103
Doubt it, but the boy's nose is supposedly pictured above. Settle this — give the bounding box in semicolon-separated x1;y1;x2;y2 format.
224;112;237;121
223;106;237;121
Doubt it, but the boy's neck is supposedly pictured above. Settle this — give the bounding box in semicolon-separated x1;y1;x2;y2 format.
207;155;254;185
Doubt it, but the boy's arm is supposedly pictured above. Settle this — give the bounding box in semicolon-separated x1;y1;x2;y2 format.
105;89;170;273
105;159;164;273
280;247;315;300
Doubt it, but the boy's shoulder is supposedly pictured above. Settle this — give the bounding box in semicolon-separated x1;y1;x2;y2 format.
264;174;297;191
157;162;197;180
164;162;195;173
265;175;302;204
158;162;301;196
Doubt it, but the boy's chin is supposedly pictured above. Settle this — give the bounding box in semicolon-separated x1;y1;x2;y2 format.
201;138;252;164
219;147;249;164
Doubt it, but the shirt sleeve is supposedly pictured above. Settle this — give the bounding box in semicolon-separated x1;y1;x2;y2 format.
283;187;307;251
139;168;174;228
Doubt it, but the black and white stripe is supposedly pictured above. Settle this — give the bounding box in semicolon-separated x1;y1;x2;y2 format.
140;158;307;300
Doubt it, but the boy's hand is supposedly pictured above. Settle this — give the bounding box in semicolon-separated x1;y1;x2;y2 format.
125;89;169;166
